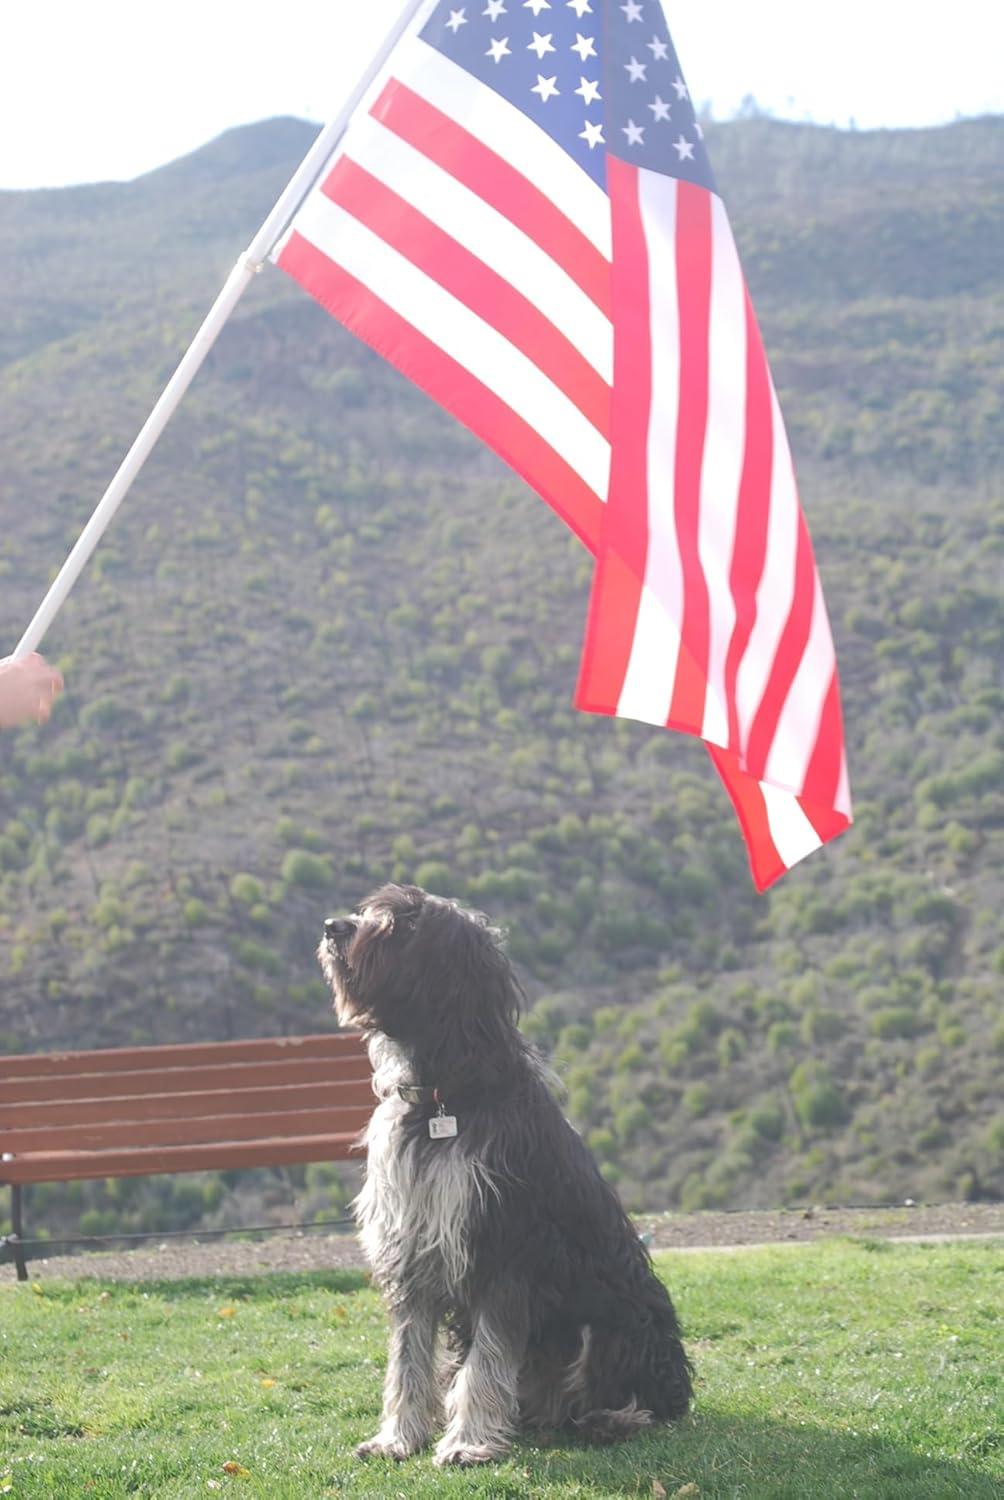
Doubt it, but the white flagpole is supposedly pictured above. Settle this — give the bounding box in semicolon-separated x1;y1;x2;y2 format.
13;0;431;661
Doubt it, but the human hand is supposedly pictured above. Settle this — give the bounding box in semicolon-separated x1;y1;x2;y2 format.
0;653;65;729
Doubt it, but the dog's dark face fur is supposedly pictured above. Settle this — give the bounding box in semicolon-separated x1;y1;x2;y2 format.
317;883;691;1469
319;883;521;1076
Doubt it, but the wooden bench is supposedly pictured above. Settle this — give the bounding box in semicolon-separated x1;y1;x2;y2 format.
0;1032;372;1280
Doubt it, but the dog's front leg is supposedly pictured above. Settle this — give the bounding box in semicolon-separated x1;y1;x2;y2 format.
357;1296;441;1460
434;1295;529;1467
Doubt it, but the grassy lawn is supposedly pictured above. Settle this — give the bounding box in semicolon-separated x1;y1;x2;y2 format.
0;1238;1000;1499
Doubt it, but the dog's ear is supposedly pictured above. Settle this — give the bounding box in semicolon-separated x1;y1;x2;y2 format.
462;915;521;1029
347;904;395;965
410;903;524;1080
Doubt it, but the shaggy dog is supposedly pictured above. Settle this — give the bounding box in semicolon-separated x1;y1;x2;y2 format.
318;883;692;1466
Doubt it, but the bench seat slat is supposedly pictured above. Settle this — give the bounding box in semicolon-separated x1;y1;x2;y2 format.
1;1077;374;1130
1;1055;369;1105
0;1033;365;1079
1;1132;362;1184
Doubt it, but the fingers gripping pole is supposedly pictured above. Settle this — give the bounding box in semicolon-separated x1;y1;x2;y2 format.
13;0;432;661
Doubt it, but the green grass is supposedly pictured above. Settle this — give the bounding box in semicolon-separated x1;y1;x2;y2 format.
1;1239;1000;1498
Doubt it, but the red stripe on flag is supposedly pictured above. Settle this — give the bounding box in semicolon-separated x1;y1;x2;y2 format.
707;745;786;893
723;291;773;750
666;180;713;734
324;156;610;441
369;80;612;319
744;510;816;781
575;551;641;711
799;667;846;812
276;230;604;551
798;795;851;848
575;159;651;713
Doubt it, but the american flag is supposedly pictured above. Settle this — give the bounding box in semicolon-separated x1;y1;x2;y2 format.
273;0;852;889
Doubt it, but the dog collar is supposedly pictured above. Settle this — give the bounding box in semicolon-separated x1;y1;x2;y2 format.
398;1084;442;1105
399;1083;459;1138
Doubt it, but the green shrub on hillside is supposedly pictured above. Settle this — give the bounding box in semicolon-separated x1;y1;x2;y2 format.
230;873;264;905
790;1062;848;1131
413;859;453;892
748;1099;786;1142
683;1083;712;1118
280;850;333;888
870;1007;924;1040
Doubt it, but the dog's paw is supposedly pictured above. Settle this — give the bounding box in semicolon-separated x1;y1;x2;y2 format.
355;1435;419;1461
433;1439;507;1467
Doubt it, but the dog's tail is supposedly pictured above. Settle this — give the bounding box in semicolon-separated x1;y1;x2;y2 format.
573;1397;656;1444
573;1302;693;1433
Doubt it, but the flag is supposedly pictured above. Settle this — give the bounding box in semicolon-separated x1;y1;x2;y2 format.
273;0;851;889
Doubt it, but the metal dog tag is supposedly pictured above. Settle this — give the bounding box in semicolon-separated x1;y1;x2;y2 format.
429;1113;458;1139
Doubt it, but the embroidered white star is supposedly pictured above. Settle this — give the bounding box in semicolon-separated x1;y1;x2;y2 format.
566;0;592;14
621;0;643;20
531;73;560;101
523;0;550;13
673;134;695;160
486;35;511;61
672;74;689;99
527;30;555;57
695;119;705;139
570;32;596;61
648;94;671;121
483;0;506;17
445;7;467;31
579;119;604;148
646;35;669;60
622;119;645;145
575;75;601;104
625;56;647;82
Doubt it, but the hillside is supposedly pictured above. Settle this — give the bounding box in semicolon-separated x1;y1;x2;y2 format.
1;113;1002;1243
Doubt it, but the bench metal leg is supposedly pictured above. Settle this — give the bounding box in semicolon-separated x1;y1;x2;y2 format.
10;1185;28;1281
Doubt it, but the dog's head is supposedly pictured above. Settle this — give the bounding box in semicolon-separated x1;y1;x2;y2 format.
318;883;521;1055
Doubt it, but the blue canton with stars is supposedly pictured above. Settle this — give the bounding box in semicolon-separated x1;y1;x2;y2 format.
420;0;715;194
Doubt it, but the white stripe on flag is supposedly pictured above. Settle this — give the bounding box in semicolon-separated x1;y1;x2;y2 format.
400;37;613;259
762;781;823;869
698;196;747;748
836;751;852;820
342;112;613;383
616;170;684;725
292;193;611;500
733;380;800;750
616;583;682;726
764;571;837;793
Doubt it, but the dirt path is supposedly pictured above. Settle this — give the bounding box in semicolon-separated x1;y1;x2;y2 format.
4;1201;1001;1284
636;1200;1004;1250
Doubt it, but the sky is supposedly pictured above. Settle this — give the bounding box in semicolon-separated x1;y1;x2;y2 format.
2;0;1002;191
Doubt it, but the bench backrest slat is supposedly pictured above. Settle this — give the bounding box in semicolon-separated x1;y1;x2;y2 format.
1;1055;368;1106
2;1077;373;1130
2;1132;362;1185
0;1032;363;1079
5;1103;374;1155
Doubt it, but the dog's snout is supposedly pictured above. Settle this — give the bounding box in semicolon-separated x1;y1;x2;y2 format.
324;916;356;942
